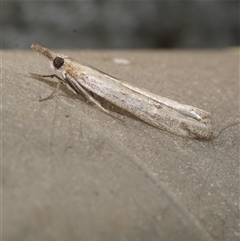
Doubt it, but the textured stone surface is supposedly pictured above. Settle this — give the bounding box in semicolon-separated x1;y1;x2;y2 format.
2;48;239;241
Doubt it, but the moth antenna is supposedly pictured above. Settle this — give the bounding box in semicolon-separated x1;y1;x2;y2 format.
214;121;240;139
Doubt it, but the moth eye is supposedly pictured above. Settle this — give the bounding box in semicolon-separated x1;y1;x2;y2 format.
53;57;64;69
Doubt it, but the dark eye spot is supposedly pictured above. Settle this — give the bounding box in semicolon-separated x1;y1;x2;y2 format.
53;57;64;69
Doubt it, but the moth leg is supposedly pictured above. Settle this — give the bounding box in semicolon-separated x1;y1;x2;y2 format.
30;73;64;101
86;93;125;124
72;81;125;123
77;85;113;114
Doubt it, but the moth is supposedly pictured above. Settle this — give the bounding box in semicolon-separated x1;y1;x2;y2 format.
31;43;213;140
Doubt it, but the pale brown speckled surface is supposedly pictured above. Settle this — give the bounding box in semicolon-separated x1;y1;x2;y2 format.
2;48;239;241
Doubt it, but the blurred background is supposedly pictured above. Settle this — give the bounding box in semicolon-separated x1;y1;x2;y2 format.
2;1;239;49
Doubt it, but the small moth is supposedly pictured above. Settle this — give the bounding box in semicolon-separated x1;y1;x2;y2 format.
31;43;213;140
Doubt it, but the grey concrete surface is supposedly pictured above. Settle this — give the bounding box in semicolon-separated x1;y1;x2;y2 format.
2;48;239;241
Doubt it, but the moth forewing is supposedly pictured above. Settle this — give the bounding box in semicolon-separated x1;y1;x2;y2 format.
71;69;212;139
64;56;211;122
31;43;213;140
